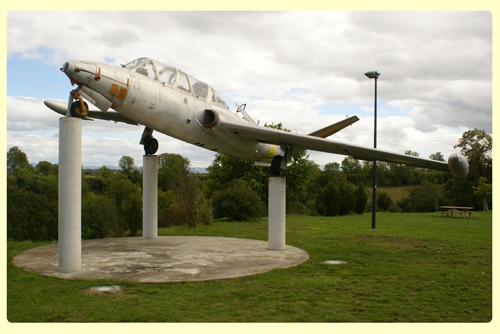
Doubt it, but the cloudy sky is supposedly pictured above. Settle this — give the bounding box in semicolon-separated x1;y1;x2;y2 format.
6;10;492;169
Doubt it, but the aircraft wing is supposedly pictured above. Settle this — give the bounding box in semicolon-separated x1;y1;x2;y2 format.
44;100;139;125
221;120;451;172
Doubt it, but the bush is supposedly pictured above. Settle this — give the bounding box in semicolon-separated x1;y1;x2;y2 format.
338;182;356;215
82;192;122;239
354;184;368;214
212;178;266;220
196;192;213;226
158;189;176;228
377;191;392;212
7;183;57;241
397;196;414;212
408;181;442;212
316;182;341;216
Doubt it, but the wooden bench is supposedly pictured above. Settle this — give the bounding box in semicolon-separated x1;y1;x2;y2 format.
439;206;473;218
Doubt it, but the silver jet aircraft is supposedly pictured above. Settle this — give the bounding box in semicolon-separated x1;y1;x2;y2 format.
44;57;469;177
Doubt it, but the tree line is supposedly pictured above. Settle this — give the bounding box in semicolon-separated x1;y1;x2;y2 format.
7;128;491;242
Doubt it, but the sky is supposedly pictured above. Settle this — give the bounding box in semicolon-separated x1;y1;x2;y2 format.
5;10;493;169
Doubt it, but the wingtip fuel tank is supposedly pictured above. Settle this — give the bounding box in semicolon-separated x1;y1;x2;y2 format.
447;153;469;178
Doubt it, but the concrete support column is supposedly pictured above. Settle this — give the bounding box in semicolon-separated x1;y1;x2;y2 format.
268;176;286;250
58;117;82;273
143;155;158;238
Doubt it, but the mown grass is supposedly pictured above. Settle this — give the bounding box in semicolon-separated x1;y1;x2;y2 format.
7;211;492;322
365;186;413;202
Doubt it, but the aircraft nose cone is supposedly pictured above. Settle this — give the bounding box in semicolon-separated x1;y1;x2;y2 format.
61;60;96;86
61;61;70;73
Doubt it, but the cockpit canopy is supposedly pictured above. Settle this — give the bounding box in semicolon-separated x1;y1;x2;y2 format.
123;57;228;109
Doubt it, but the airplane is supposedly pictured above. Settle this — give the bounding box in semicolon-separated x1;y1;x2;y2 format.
44;57;469;178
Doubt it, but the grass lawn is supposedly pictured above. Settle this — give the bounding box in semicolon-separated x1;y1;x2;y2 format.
6;211;492;323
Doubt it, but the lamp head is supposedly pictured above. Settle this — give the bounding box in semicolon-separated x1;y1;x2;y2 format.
364;71;380;79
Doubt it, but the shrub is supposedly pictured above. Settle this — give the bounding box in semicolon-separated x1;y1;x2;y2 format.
354;184;368;214
377;191;392;212
316;182;340;216
408;181;442;212
212;178;266;220
82;192;122;239
7;183;57;241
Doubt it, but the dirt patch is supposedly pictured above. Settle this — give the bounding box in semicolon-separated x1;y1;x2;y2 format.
356;235;431;248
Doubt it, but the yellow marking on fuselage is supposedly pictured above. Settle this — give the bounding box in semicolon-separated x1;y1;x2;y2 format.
267;145;277;157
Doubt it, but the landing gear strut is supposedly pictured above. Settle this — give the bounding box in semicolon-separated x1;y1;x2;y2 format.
271;145;293;176
271;155;284;176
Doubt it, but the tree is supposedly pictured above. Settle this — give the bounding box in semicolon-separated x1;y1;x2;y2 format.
454;128;492;182
7;181;57;241
473;176;492;211
119;155;141;184
405;150;420;157
101;171;142;236
82;192;122;239
285;150;321;214
157;153;190;191
445;129;492;208
429;152;445;162
120;185;143;236
7;146;33;173
205;153;268;199
167;174;198;227
36;161;58;176
341;157;363;185
388;163;411;186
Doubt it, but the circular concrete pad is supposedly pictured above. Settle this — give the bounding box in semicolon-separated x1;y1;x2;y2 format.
13;236;309;283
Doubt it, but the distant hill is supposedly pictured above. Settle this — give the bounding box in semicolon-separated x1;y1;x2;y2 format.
190;167;208;174
81;165;208;174
83;165;121;170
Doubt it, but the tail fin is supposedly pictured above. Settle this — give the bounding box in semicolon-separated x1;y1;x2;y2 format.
308;115;359;138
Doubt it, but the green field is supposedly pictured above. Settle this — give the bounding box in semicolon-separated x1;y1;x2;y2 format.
7;211;492;322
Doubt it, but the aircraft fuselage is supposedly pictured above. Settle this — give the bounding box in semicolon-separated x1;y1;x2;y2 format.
61;57;281;163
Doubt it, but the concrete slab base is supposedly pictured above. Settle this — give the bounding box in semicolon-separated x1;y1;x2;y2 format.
13;236;309;283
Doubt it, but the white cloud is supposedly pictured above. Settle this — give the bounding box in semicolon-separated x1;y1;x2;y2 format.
6;11;492;168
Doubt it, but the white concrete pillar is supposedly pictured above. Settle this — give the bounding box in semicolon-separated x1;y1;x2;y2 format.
58;117;82;273
268;176;286;250
143;155;158;238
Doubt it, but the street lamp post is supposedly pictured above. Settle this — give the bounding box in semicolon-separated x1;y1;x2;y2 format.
364;71;380;230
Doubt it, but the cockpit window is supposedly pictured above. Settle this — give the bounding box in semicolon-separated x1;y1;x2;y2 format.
158;65;177;86
123;58;228;108
135;60;157;80
177;71;191;92
190;77;209;99
211;88;228;108
123;57;147;70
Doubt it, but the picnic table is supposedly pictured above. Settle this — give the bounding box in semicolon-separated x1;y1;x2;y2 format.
439;206;473;218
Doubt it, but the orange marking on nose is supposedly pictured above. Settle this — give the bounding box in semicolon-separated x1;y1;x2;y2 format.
117;87;128;100
110;84;119;95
